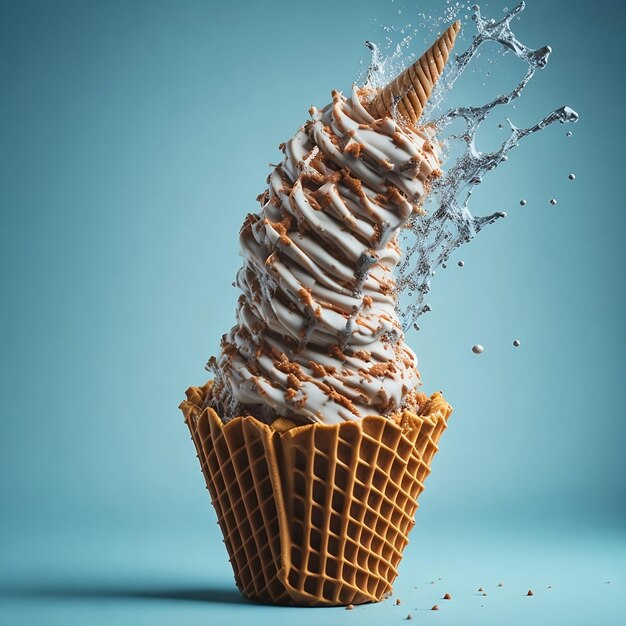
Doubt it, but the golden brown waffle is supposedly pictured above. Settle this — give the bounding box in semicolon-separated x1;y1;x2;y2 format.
367;20;461;125
180;382;452;606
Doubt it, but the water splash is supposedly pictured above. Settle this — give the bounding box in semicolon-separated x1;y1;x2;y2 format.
363;2;579;331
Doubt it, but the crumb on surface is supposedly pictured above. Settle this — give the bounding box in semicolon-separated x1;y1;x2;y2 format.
346;603;354;610
527;590;534;596
443;593;452;600
431;604;439;611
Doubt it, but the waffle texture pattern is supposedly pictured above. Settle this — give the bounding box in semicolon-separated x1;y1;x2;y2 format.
180;382;452;606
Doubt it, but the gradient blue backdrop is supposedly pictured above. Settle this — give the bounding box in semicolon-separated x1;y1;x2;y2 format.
1;1;624;624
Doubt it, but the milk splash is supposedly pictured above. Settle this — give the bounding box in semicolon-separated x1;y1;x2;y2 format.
364;2;579;331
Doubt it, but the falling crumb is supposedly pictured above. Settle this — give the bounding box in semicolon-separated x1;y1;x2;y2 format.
395;598;401;605
346;603;354;610
406;614;413;621
472;344;484;354
498;582;504;587
431;605;439;611
482;592;488;597
527;590;534;596
443;593;452;600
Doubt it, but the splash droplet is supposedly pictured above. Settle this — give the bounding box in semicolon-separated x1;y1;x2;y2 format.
549;198;557;206
519;199;527;206
513;339;521;347
566;131;572;137
458;260;464;267
568;173;575;180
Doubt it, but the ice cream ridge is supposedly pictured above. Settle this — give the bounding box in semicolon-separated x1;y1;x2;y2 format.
181;21;459;607
207;21;461;427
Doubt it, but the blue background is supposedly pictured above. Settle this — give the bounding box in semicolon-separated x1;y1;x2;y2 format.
1;0;624;624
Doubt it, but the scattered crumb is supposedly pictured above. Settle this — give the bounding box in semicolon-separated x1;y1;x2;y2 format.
482;592;488;597
526;590;534;596
430;581;435;584
438;577;442;581
346;603;354;610
443;593;452;600
478;587;484;592
395;598;401;605
547;585;552;589
431;605;439;611
605;581;611;584
497;582;504;587
406;614;413;621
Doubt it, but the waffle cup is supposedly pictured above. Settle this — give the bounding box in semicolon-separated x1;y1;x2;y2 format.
180;381;452;606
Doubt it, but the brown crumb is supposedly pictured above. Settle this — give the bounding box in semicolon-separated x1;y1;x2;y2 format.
443;593;452;600
478;587;484;592
328;344;346;361
395;598;401;605
431;605;439;611
526;590;534;596
344;141;363;158
346;603;354;610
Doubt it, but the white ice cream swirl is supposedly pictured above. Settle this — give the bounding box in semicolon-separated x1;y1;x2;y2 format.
207;86;441;425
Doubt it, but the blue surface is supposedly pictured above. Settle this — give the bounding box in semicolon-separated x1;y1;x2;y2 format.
1;0;625;624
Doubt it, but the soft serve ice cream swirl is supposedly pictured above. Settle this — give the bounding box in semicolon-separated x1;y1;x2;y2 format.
207;86;441;425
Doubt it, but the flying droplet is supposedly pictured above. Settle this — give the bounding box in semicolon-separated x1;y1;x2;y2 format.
566;131;572;137
472;344;484;354
498;211;508;218
549;198;557;206
568;173;575;180
442;263;447;269
513;339;521;347
458;260;464;267
519;199;527;206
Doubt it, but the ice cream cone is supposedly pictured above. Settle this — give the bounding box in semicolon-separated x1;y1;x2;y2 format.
367;20;461;125
180;382;451;606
